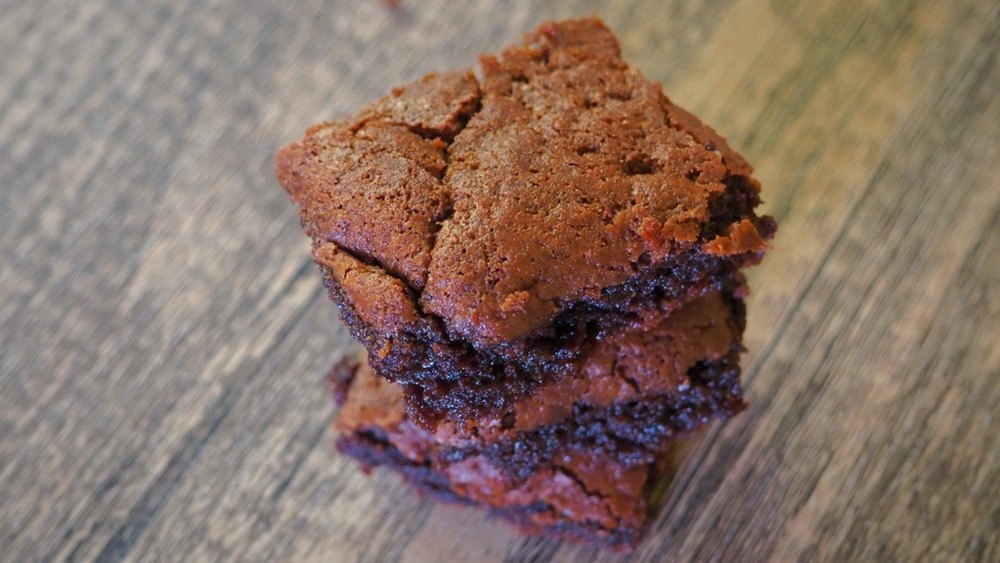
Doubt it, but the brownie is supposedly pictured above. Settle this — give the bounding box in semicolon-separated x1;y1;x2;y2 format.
430;289;746;468
332;358;662;550
276;18;775;426
331;283;744;478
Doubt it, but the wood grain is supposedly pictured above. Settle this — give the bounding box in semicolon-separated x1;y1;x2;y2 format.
1;0;997;561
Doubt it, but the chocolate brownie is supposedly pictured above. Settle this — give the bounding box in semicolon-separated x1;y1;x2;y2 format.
332;358;662;550
331;285;745;478
430;289;745;459
277;18;775;425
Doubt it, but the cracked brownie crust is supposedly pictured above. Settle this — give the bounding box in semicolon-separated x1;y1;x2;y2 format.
277;71;479;291
277;17;774;426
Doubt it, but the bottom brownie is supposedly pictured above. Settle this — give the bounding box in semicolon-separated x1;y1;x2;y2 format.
333;360;662;550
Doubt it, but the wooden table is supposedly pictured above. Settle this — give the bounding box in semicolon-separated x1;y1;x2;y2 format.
2;1;997;561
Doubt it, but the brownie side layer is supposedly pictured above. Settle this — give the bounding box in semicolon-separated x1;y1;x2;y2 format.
277;18;775;426
332;320;744;481
451;351;745;480
332;362;655;550
431;290;742;448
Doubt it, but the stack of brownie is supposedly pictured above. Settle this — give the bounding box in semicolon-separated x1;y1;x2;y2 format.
276;18;775;550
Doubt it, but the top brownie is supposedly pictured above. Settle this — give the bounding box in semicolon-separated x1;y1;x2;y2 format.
277;18;774;424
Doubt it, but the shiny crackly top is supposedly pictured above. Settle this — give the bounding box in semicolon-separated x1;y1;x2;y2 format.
277;18;766;348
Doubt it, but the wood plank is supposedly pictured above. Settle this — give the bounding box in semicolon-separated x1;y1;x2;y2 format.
0;0;997;561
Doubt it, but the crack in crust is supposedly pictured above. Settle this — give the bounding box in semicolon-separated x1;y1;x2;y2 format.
276;70;481;292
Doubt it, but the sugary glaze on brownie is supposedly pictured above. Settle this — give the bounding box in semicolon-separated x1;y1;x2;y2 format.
277;18;773;348
332;359;653;549
433;290;739;447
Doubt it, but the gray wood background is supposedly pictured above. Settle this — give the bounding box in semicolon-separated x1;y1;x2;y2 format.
2;0;998;561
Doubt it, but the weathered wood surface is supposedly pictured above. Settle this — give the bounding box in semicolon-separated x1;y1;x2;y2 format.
1;0;998;561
